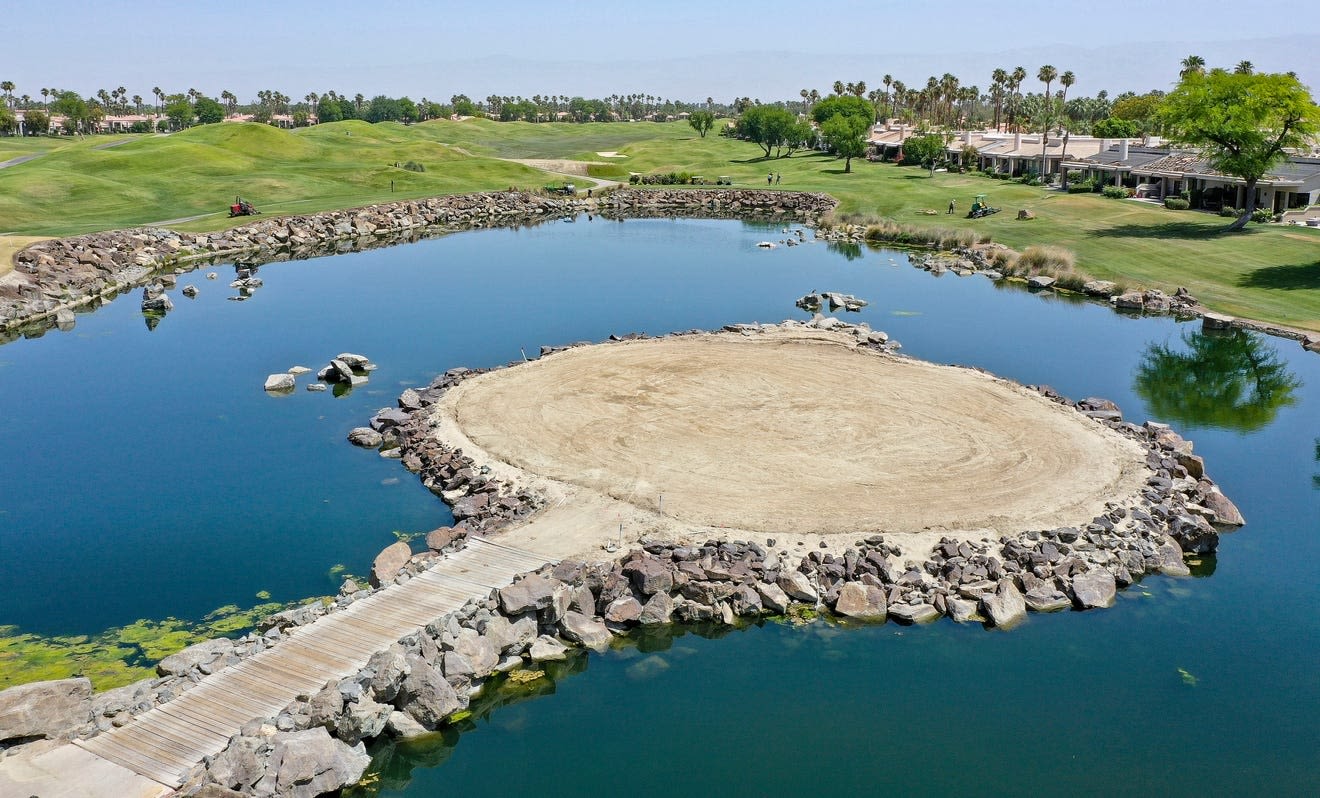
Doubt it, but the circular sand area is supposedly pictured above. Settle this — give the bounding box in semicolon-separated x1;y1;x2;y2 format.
433;328;1149;543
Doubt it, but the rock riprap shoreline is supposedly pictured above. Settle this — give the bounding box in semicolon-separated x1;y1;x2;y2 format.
0;188;837;337
0;322;1246;796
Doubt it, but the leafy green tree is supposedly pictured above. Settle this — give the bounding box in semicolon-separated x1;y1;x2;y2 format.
316;95;343;122
365;95;402;123
688;109;714;137
1092;117;1138;138
810;94;873;126
165;98;193;130
194;96;224;124
736;105;799;158
1134;329;1299;432
398;97;418;123
337;97;357;120
22;108;49;134
51;91;91;133
1160;69;1320;230
820;113;868;172
0;106;16;135
900;132;947;173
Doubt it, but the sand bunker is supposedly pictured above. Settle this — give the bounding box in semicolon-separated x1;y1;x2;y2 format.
429;327;1150;558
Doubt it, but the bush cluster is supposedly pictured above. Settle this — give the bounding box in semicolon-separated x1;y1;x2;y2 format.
1219;206;1239;217
628;172;728;185
1164;197;1191;210
401;161;425;172
861;219;989;249
1102;185;1131;199
1251;208;1274;223
1066;180;1096;194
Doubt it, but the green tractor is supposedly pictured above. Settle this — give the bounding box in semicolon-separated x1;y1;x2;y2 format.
967;193;1001;219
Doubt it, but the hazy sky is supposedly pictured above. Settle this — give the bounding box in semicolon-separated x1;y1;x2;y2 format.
5;0;1317;103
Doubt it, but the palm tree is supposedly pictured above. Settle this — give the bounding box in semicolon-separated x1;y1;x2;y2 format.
1037;65;1058;178
1180;54;1206;78
152;86;163;116
132;94;142;114
800;88;810;113
991;68;1007;130
832;80;845;96
1059;71;1075;107
881;74;893;119
1234;60;1254;75
0;81;14;109
851;80;866;98
41;87;49;110
1009;66;1026;132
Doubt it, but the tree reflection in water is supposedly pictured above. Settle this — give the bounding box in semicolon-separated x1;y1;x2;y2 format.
1134;328;1300;433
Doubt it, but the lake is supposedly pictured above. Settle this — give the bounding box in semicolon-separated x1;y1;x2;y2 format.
1;217;1316;794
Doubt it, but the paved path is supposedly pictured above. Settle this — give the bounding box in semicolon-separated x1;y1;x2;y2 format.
0;154;41;169
1;537;554;795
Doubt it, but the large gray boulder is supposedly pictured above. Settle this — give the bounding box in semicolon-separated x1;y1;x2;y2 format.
347;427;384;448
756;581;791;614
559;611;612;650
364;645;409;702
449;628;499;678
206;735;266;792
832;581;888;622
264;373;295;393
528;635;570;662
777;571;818;603
157;638;236;677
1070;569;1117;610
1201;487;1246;527
335;696;392;745
979;579;1027;629
1155;539;1192;577
370;540;413;588
398;654;463;729
0;677;92;741
624;558;674;596
498;574;559;614
268;727;371;798
638;591;675;625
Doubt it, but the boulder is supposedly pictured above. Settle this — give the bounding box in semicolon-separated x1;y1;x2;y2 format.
335;696;392;745
1202;312;1234;331
483;613;538;655
157;638;235;677
336;352;371;369
1070;569;1117;610
347;427;384;448
206;735;266;792
559;611;612;650
306;682;344;729
756;581;791;614
364;646;409;702
832;581;887;622
268;727;371;798
385;710;430;739
777;571;818;603
264;373;296;392
425;526;458;552
1024;586;1072;612
399;654;463;729
1082;280;1117;297
1027;275;1055;290
946;596;980;623
449;628;499;678
498;574;559;615
1201;487;1245;527
1113;291;1145;310
624;558;673;596
0;677;92;741
1155;539;1192;577
638;591;675;625
604;596;644;624
887;602;940;624
369;541;413;589
979;579;1027;629
528;635;570;662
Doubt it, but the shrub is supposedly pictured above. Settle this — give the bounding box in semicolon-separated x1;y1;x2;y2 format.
861;218;989;249
401;161;425;172
1102;185;1130;199
1053;269;1090;292
1016;245;1076;274
1219;206;1239;217
1164;197;1190;210
1066;180;1095;194
1251;208;1274;223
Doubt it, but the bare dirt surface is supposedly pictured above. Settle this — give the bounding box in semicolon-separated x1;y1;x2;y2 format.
0;235;50;278
429;327;1151;563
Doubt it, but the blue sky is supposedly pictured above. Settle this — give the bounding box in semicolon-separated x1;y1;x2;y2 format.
5;0;1316;103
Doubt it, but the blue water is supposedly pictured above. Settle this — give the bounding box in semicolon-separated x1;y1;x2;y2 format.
1;218;1317;794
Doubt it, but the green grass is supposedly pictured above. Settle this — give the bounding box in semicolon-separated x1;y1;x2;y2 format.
1;119;1316;330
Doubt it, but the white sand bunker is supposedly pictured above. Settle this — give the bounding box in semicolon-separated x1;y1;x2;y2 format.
430;327;1150;557
595;151;627;158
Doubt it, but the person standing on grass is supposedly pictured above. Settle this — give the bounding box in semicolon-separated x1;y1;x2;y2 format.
948;199;956;214
767;172;773;185
776;173;782;184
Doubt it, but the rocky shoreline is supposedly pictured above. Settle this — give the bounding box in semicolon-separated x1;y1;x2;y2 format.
0;319;1247;797
0;188;837;341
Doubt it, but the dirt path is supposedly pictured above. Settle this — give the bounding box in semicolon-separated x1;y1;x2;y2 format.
429;327;1150;562
506;158;623;191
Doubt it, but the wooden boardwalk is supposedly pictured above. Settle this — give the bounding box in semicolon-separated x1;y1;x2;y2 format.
74;538;554;788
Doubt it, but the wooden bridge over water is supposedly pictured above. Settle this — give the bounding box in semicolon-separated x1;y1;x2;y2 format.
72;537;554;789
